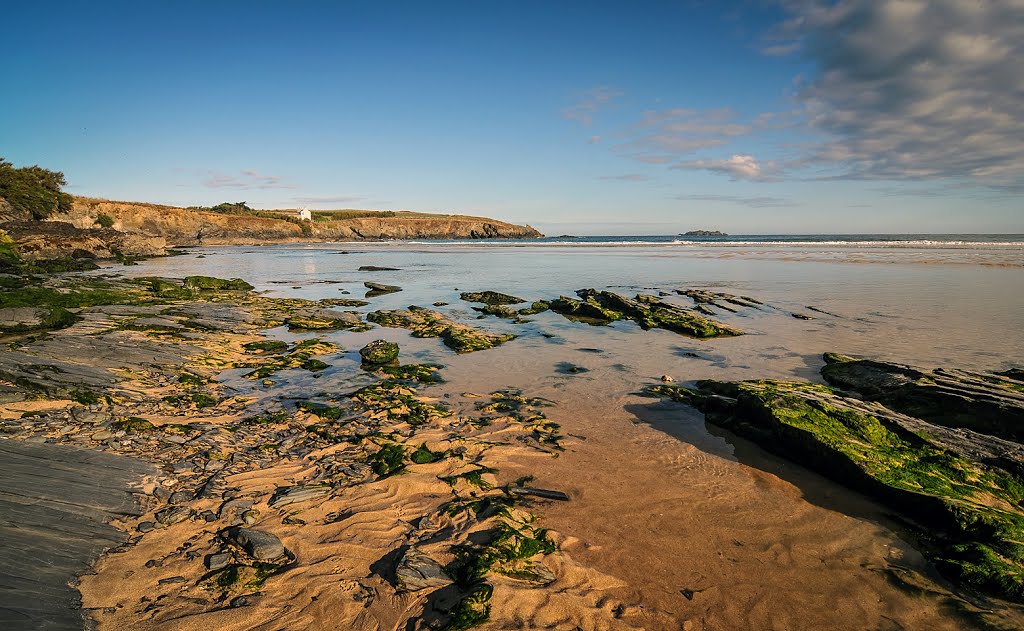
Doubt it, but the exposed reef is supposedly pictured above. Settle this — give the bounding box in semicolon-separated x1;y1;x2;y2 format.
367;306;516;353
648;354;1024;603
546;289;743;338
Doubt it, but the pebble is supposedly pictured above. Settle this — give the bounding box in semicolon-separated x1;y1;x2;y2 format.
205;552;233;571
155;506;193;526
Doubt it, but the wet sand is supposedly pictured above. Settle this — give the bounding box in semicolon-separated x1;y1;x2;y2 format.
4;243;1024;630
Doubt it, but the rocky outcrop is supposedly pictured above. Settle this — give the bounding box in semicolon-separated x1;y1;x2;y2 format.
648;354;1024;603
2;220;167;261
53;197;542;245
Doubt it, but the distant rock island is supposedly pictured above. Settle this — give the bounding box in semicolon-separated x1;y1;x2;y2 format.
681;230;728;236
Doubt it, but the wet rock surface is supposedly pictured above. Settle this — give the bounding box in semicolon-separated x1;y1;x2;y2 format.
548;289;743;338
359;340;400;365
0;440;154;630
367;306;516;353
648;353;1024;603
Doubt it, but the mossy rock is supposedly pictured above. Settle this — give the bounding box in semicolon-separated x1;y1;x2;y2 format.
183;276;254;291
820;353;1024;440
648;376;1024;602
0;305;77;334
359;340;400;365
460;291;526;305
518;301;550;316
243;340;289;354
367;307;515;353
376;363;445;384
111;417;155;432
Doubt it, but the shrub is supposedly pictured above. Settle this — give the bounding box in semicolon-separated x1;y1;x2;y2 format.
0;158;73;220
95;213;115;228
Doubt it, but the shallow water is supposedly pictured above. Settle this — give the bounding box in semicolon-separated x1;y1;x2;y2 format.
116;240;1024;629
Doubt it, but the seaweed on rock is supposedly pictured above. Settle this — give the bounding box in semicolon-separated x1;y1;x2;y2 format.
367;306;515;353
547;289;742;338
647;365;1024;603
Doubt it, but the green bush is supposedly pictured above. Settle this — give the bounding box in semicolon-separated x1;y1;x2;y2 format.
95;213;115;228
0;158;73;220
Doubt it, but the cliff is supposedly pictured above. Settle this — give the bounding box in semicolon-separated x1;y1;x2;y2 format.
55;198;543;246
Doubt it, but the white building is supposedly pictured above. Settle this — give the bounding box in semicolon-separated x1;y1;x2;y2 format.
297;208;312;221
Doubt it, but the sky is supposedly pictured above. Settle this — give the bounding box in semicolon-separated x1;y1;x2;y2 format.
3;0;1022;235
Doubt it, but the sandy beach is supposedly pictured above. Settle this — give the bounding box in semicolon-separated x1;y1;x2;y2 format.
1;239;1022;630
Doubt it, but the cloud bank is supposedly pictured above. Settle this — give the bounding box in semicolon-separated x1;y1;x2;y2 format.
782;0;1024;186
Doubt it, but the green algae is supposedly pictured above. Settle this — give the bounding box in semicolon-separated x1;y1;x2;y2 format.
546;289;742;338
410;443;446;464
444;512;558;629
648;378;1024;602
243;340;289;353
368;443;406;477
238;338;336;380
366;307;516;353
459;291;525;305
374;363;445;384
183;276;254;291
440;466;498;490
349;380;452;425
111;417;155;432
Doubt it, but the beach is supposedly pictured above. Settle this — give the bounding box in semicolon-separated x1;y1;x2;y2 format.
2;236;1024;630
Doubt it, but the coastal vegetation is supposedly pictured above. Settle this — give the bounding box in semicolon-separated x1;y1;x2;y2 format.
0;158;73;220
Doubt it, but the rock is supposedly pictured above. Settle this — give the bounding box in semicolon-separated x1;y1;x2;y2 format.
168;490;194;504
183;276;254;291
820;353;1024;442
268;485;331;509
507;487;571;501
459;291;526;305
205;552;233;571
648;361;1024;603
0;306;77;333
230;594;260;608
155;506;193;526
241;510;258;526
367;307;515;353
661;375;673;383
137;521;156;533
395;549;454;591
171;460;197;474
359;340;400;365
358;266;401;271
364;282;402;297
227;527;285;560
551;289;743;338
158;576;187;585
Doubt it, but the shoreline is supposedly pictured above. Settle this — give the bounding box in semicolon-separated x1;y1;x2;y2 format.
1;261;1023;629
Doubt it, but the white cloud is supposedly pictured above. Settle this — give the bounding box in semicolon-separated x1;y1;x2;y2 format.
203;170;295;190
777;0;1024;187
673;154;772;181
675;193;793;208
562;86;623;125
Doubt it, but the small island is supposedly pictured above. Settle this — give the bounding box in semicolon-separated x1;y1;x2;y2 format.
681;230;728;236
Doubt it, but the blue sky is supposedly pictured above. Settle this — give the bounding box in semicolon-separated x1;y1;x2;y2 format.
4;1;1022;234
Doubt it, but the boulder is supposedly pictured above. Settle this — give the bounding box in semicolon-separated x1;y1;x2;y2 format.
395;549;453;591
359;340;400;365
227;527;285;560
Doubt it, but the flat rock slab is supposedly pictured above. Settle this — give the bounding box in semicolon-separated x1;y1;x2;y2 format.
0;440;155;630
